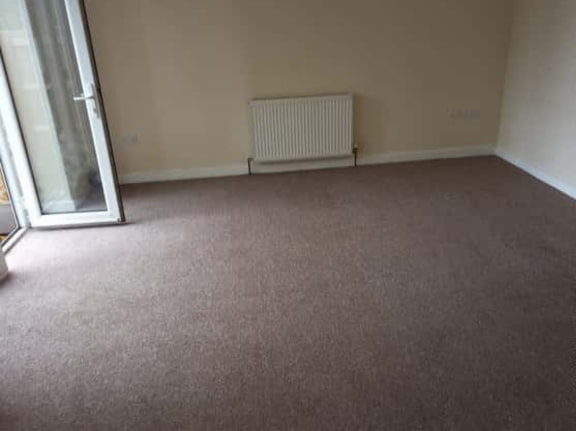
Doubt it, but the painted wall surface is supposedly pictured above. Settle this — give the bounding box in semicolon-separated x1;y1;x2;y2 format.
84;0;514;177
498;0;576;193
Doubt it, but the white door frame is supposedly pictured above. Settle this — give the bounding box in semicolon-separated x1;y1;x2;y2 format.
0;0;124;228
0;53;33;229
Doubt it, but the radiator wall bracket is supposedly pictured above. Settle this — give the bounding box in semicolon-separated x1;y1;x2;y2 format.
247;151;358;176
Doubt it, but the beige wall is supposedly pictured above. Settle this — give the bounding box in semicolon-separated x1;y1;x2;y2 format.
498;0;576;193
84;0;513;177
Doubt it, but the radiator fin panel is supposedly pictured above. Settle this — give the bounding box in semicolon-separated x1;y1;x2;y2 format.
250;94;353;162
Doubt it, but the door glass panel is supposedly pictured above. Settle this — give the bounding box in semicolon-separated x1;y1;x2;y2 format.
0;161;19;240
0;0;105;214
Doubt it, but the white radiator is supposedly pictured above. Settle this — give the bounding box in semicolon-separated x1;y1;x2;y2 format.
249;94;353;163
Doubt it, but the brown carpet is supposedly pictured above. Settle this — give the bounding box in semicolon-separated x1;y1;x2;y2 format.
0;156;574;430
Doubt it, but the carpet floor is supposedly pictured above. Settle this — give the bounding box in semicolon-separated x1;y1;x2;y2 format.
0;156;574;430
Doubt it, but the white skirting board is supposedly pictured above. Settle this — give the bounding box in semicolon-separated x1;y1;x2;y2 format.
496;148;576;201
358;145;495;166
119;145;494;185
120;164;247;184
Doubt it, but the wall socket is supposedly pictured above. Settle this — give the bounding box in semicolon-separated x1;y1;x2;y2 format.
449;108;481;119
119;133;138;146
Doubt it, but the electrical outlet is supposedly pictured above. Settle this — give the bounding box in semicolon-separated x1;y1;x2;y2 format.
449;108;481;119
120;133;138;146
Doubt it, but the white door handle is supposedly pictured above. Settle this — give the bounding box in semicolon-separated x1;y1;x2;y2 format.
72;84;101;118
73;94;95;102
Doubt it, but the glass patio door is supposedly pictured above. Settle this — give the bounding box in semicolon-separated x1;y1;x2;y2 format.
0;0;124;227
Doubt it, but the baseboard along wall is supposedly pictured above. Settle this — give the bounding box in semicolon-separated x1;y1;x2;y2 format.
119;145;576;204
496;148;576;202
119;145;496;185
